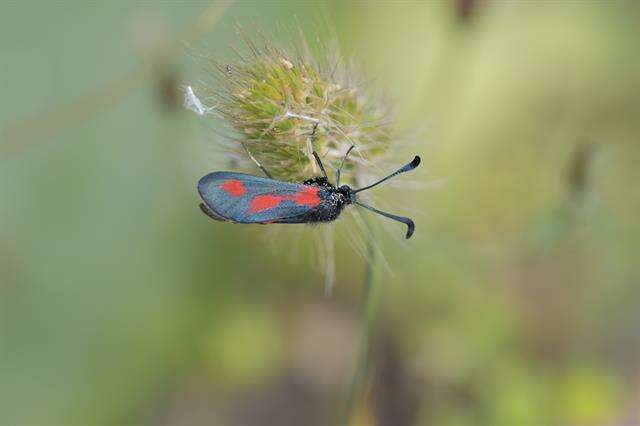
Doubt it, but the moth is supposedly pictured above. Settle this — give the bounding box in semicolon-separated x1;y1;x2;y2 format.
198;146;420;238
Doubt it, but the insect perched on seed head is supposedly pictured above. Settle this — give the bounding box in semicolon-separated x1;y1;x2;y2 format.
198;145;420;238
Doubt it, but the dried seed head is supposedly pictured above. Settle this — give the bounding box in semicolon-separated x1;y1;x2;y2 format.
195;31;395;185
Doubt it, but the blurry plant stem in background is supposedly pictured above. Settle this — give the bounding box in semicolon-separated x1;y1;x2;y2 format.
341;216;379;425
1;0;233;157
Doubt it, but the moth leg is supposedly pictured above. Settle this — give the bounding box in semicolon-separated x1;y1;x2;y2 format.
312;150;328;180
336;145;355;187
241;142;273;179
199;203;229;222
310;121;319;136
300;119;325;178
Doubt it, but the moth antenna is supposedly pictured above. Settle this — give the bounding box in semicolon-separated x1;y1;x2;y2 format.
353;156;421;194
336;145;355;187
354;201;415;239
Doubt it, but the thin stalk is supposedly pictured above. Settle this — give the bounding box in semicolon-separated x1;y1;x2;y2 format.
340;216;379;425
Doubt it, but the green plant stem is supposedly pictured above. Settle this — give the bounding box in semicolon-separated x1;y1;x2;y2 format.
341;217;379;425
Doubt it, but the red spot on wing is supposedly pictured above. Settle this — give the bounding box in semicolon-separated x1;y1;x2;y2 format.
291;187;321;207
249;194;283;214
220;179;246;196
248;186;321;215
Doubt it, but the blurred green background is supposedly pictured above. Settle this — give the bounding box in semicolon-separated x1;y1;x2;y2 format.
2;1;640;425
